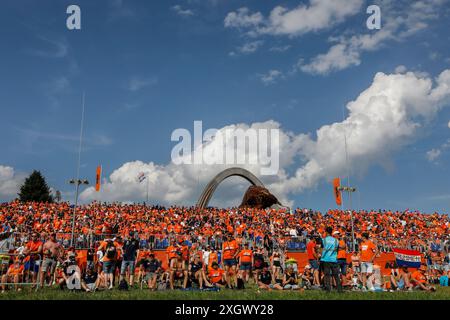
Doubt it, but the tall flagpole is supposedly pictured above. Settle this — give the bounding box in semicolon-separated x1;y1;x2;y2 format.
342;106;355;252
71;92;85;247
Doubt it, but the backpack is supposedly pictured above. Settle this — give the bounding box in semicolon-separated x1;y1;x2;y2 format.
118;279;129;291
157;280;168;291
106;244;117;259
236;278;245;290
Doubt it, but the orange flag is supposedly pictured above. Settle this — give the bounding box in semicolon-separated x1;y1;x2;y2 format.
333;177;342;206
95;165;102;192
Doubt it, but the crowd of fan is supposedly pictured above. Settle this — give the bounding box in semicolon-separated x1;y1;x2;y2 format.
0;200;449;293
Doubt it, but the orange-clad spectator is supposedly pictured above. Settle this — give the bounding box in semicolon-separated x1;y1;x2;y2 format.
208;262;226;288
411;266;436;291
97;238;118;289
1;257;24;292
166;240;179;269
23;232;43;284
335;231;348;280
222;234;238;288
237;243;253;283
306;236;320;286
360;232;378;290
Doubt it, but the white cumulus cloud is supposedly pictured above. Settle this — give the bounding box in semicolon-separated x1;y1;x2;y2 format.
0;166;26;201
80;69;450;207
299;0;448;75
258;70;284;85
225;0;363;37
171;5;195;17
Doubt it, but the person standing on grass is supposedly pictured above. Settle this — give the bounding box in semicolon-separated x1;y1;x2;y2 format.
23;232;43;286
237;243;253;283
306;236;320;286
335;231;347;284
41;233;61;287
98;239;118;289
120;232;140;286
320;227;342;292
222;234;238;288
360;232;378;291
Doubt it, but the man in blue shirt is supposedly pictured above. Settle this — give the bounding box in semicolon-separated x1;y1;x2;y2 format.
320;226;342;292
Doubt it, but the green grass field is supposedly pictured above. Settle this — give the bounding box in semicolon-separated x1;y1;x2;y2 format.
1;287;449;300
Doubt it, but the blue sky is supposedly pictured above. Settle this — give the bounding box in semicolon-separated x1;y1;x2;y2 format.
1;0;450;213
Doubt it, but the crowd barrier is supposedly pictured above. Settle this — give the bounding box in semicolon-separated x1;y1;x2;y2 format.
0;253;43;291
4;231;448;255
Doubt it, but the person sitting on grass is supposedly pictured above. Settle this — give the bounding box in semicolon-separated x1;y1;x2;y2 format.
138;253;161;290
257;264;283;291
208;262;227;288
81;267;100;292
411;265;436;292
188;254;210;289
300;265;313;290
169;254;188;290
398;265;414;291
1;256;24;293
282;266;299;290
59;253;81;290
386;261;402;291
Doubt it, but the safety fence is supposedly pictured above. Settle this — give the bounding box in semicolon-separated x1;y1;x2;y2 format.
2;231;448;255
0;253;43;292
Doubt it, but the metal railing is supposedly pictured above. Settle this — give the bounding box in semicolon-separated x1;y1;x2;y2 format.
0;253;43;292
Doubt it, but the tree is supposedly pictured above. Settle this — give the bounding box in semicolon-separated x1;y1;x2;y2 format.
18;170;53;203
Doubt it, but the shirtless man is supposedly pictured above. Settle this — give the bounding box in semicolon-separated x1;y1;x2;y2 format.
41;233;62;287
169;255;188;289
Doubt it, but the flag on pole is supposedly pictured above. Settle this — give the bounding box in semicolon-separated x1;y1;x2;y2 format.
333;177;342;206
137;172;146;183
393;248;422;268
95;165;102;192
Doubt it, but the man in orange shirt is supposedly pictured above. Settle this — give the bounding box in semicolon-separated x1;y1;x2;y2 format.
411;265;436;291
222;234;238;288
237;243;253;283
23;232;43;285
359;232;378;290
306;236;320;286
166;240;180;270
334;231;347;282
1;257;24;292
208;262;226;288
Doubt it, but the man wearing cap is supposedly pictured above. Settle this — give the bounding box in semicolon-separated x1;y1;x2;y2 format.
208;262;226;288
411;265;436;291
320;226;342;292
138;253;161;290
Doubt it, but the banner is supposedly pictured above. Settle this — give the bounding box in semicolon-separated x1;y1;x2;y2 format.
95;165;102;192
333;177;342;206
392;248;421;268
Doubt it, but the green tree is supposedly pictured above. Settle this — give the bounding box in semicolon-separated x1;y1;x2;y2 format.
18;170;53;203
